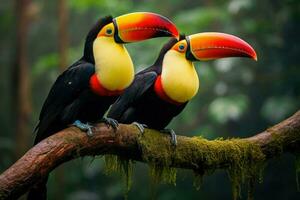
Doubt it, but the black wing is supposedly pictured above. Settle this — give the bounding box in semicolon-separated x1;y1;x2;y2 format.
107;69;157;120
34;61;95;143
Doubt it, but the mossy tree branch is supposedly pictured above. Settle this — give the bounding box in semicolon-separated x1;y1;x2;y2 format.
1;110;300;199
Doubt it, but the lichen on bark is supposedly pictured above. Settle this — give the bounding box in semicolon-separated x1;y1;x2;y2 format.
1;110;300;200
137;129;266;199
104;155;133;197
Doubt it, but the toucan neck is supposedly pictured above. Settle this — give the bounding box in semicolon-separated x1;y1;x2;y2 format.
83;16;113;63
83;39;95;63
159;50;199;103
92;37;134;91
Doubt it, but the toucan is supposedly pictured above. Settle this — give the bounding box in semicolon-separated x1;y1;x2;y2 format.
28;12;178;200
107;33;257;145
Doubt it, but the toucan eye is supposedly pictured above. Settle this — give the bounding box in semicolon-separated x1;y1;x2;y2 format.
178;44;185;52
106;28;113;35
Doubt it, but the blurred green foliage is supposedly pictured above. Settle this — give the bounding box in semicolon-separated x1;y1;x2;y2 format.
0;0;299;199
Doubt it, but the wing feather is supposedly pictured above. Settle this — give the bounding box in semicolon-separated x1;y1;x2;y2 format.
34;61;94;143
107;70;157;120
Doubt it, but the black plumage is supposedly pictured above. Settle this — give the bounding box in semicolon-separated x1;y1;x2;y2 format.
28;16;117;200
29;12;181;199
34;16;116;144
108;36;187;130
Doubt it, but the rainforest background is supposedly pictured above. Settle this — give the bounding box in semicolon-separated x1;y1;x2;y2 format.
0;0;299;199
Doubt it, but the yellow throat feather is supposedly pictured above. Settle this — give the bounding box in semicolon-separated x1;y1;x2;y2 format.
161;50;199;103
93;37;134;91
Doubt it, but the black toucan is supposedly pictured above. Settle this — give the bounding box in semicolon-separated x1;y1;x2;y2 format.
33;12;178;144
107;33;257;145
28;12;178;200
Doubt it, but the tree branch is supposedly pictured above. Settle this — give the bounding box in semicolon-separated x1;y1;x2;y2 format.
1;110;300;199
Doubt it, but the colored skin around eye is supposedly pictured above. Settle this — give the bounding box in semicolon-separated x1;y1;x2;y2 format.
106;28;113;35
178;44;185;51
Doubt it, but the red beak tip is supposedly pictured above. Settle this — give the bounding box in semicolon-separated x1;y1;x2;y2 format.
252;54;258;61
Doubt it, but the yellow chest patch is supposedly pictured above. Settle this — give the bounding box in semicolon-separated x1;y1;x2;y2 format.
93;37;134;91
161;50;199;103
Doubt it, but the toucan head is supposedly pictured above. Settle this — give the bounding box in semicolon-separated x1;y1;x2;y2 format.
159;33;257;103
83;12;179;62
85;12;178;92
170;32;257;62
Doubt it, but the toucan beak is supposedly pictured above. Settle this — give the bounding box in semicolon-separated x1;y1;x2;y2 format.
186;32;257;61
113;12;179;43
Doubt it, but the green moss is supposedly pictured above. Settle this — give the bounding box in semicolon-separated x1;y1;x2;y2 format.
149;163;177;185
138;130;266;200
104;155;133;198
137;129;179;186
269;131;285;155
147;164;177;199
193;170;204;190
269;130;300;192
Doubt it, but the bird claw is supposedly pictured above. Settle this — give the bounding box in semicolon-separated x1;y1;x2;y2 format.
86;125;93;137
161;129;177;146
132;122;148;134
73;120;94;137
99;117;119;131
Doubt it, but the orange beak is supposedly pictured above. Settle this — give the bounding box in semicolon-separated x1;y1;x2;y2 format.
186;32;257;61
113;12;179;43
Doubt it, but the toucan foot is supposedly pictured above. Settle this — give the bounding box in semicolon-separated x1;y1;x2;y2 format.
73;120;94;137
132;122;148;134
161;129;177;146
99;117;119;131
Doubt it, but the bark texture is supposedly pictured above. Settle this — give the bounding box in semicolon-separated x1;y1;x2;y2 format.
0;110;299;199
